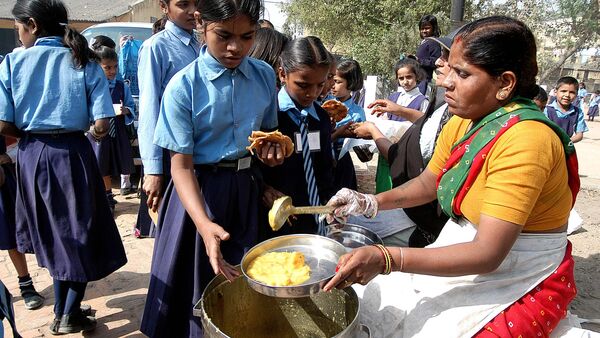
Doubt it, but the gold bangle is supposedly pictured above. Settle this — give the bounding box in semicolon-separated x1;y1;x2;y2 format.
374;244;392;275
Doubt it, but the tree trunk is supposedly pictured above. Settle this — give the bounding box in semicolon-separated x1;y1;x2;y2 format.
539;35;588;83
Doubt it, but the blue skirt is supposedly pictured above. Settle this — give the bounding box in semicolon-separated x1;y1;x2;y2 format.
15;133;127;282
140;165;260;338
588;105;599;117
0;163;18;250
87;116;135;177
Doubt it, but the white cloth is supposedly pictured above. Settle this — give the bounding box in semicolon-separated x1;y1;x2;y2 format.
419;102;448;164
353;218;568;338
347;208;416;238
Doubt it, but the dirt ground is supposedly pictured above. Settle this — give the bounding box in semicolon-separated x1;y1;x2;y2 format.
2;121;600;337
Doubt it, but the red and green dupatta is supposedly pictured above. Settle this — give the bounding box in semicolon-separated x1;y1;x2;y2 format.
436;97;580;220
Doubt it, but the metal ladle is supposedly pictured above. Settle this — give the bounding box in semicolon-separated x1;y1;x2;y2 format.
268;196;335;231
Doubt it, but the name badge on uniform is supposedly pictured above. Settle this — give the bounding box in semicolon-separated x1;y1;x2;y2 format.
295;132;321;152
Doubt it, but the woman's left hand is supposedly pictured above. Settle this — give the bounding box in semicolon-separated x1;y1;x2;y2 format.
257;141;284;167
323;245;386;291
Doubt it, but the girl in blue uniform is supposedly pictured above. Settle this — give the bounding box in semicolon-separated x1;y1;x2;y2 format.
0;0;127;334
135;0;200;238
88;46;136;213
261;36;336;237
331;59;366;190
140;0;283;336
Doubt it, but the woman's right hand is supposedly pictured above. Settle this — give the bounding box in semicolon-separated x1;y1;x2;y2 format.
323;245;386;291
367;99;402;118
198;221;240;282
325;188;378;223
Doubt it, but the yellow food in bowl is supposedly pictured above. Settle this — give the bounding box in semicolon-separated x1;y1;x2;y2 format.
247;251;311;286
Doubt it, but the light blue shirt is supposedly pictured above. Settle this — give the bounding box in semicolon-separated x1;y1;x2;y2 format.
334;97;366;147
109;79;136;125
544;100;589;133
335;97;366;128
0;36;113;131
153;45;278;164
137;20;200;174
590;95;600;108
279;87;320;125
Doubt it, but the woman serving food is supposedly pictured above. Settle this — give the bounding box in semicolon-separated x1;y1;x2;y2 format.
323;16;579;337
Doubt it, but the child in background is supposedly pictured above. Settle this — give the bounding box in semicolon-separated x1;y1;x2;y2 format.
317;52;337;104
331;59;366;190
416;14;441;95
248;27;290;89
0;0;127;333
140;0;282;336
87;46;136;214
136;0;200;238
587;90;600;121
0;136;44;311
261;36;336;237
533;85;548;111
575;82;587;108
544;76;588;143
375;58;429;193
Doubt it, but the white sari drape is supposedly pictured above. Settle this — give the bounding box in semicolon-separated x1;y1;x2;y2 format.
353;218;567;338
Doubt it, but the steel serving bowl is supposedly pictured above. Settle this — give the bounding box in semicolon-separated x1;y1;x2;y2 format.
326;223;383;250
241;234;347;298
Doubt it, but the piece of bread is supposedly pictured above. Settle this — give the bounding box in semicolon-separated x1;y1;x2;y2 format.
246;130;294;158
321;99;349;122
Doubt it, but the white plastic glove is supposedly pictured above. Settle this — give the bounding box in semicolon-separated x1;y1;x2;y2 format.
325;188;378;224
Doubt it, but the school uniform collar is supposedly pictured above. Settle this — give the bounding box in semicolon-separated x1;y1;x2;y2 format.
33;36;63;47
200;45;251;81
165;20;196;47
397;86;422;97
278;87;320;125
108;78;116;89
550;100;577;116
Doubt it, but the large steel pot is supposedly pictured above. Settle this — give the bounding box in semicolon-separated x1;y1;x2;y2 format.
194;270;369;338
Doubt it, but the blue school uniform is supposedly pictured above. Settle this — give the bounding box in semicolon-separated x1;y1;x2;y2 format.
261;88;335;238
87;79;136;177
0;137;18;251
140;45;277;338
543;100;589;137
587;95;599;118
334;97;365;190
136;20;200;237
0;36;127;282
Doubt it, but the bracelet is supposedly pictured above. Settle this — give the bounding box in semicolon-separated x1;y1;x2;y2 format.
374;244;392;275
399;247;404;272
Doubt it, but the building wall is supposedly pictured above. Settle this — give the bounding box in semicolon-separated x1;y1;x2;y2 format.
112;0;163;23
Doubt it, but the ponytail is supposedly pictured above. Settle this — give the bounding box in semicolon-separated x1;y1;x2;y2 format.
63;26;97;68
12;0;96;68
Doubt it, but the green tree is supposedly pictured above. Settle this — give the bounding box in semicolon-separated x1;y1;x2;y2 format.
470;0;599;84
283;0;451;87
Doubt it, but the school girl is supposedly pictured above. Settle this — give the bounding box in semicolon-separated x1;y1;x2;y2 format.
376;58;429;192
0;136;44;310
140;0;282;336
88;46;136;213
331;59;366;190
261;37;336;238
0;0;127;333
136;0;200;237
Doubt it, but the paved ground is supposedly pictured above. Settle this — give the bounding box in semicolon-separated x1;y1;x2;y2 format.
2;120;600;337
